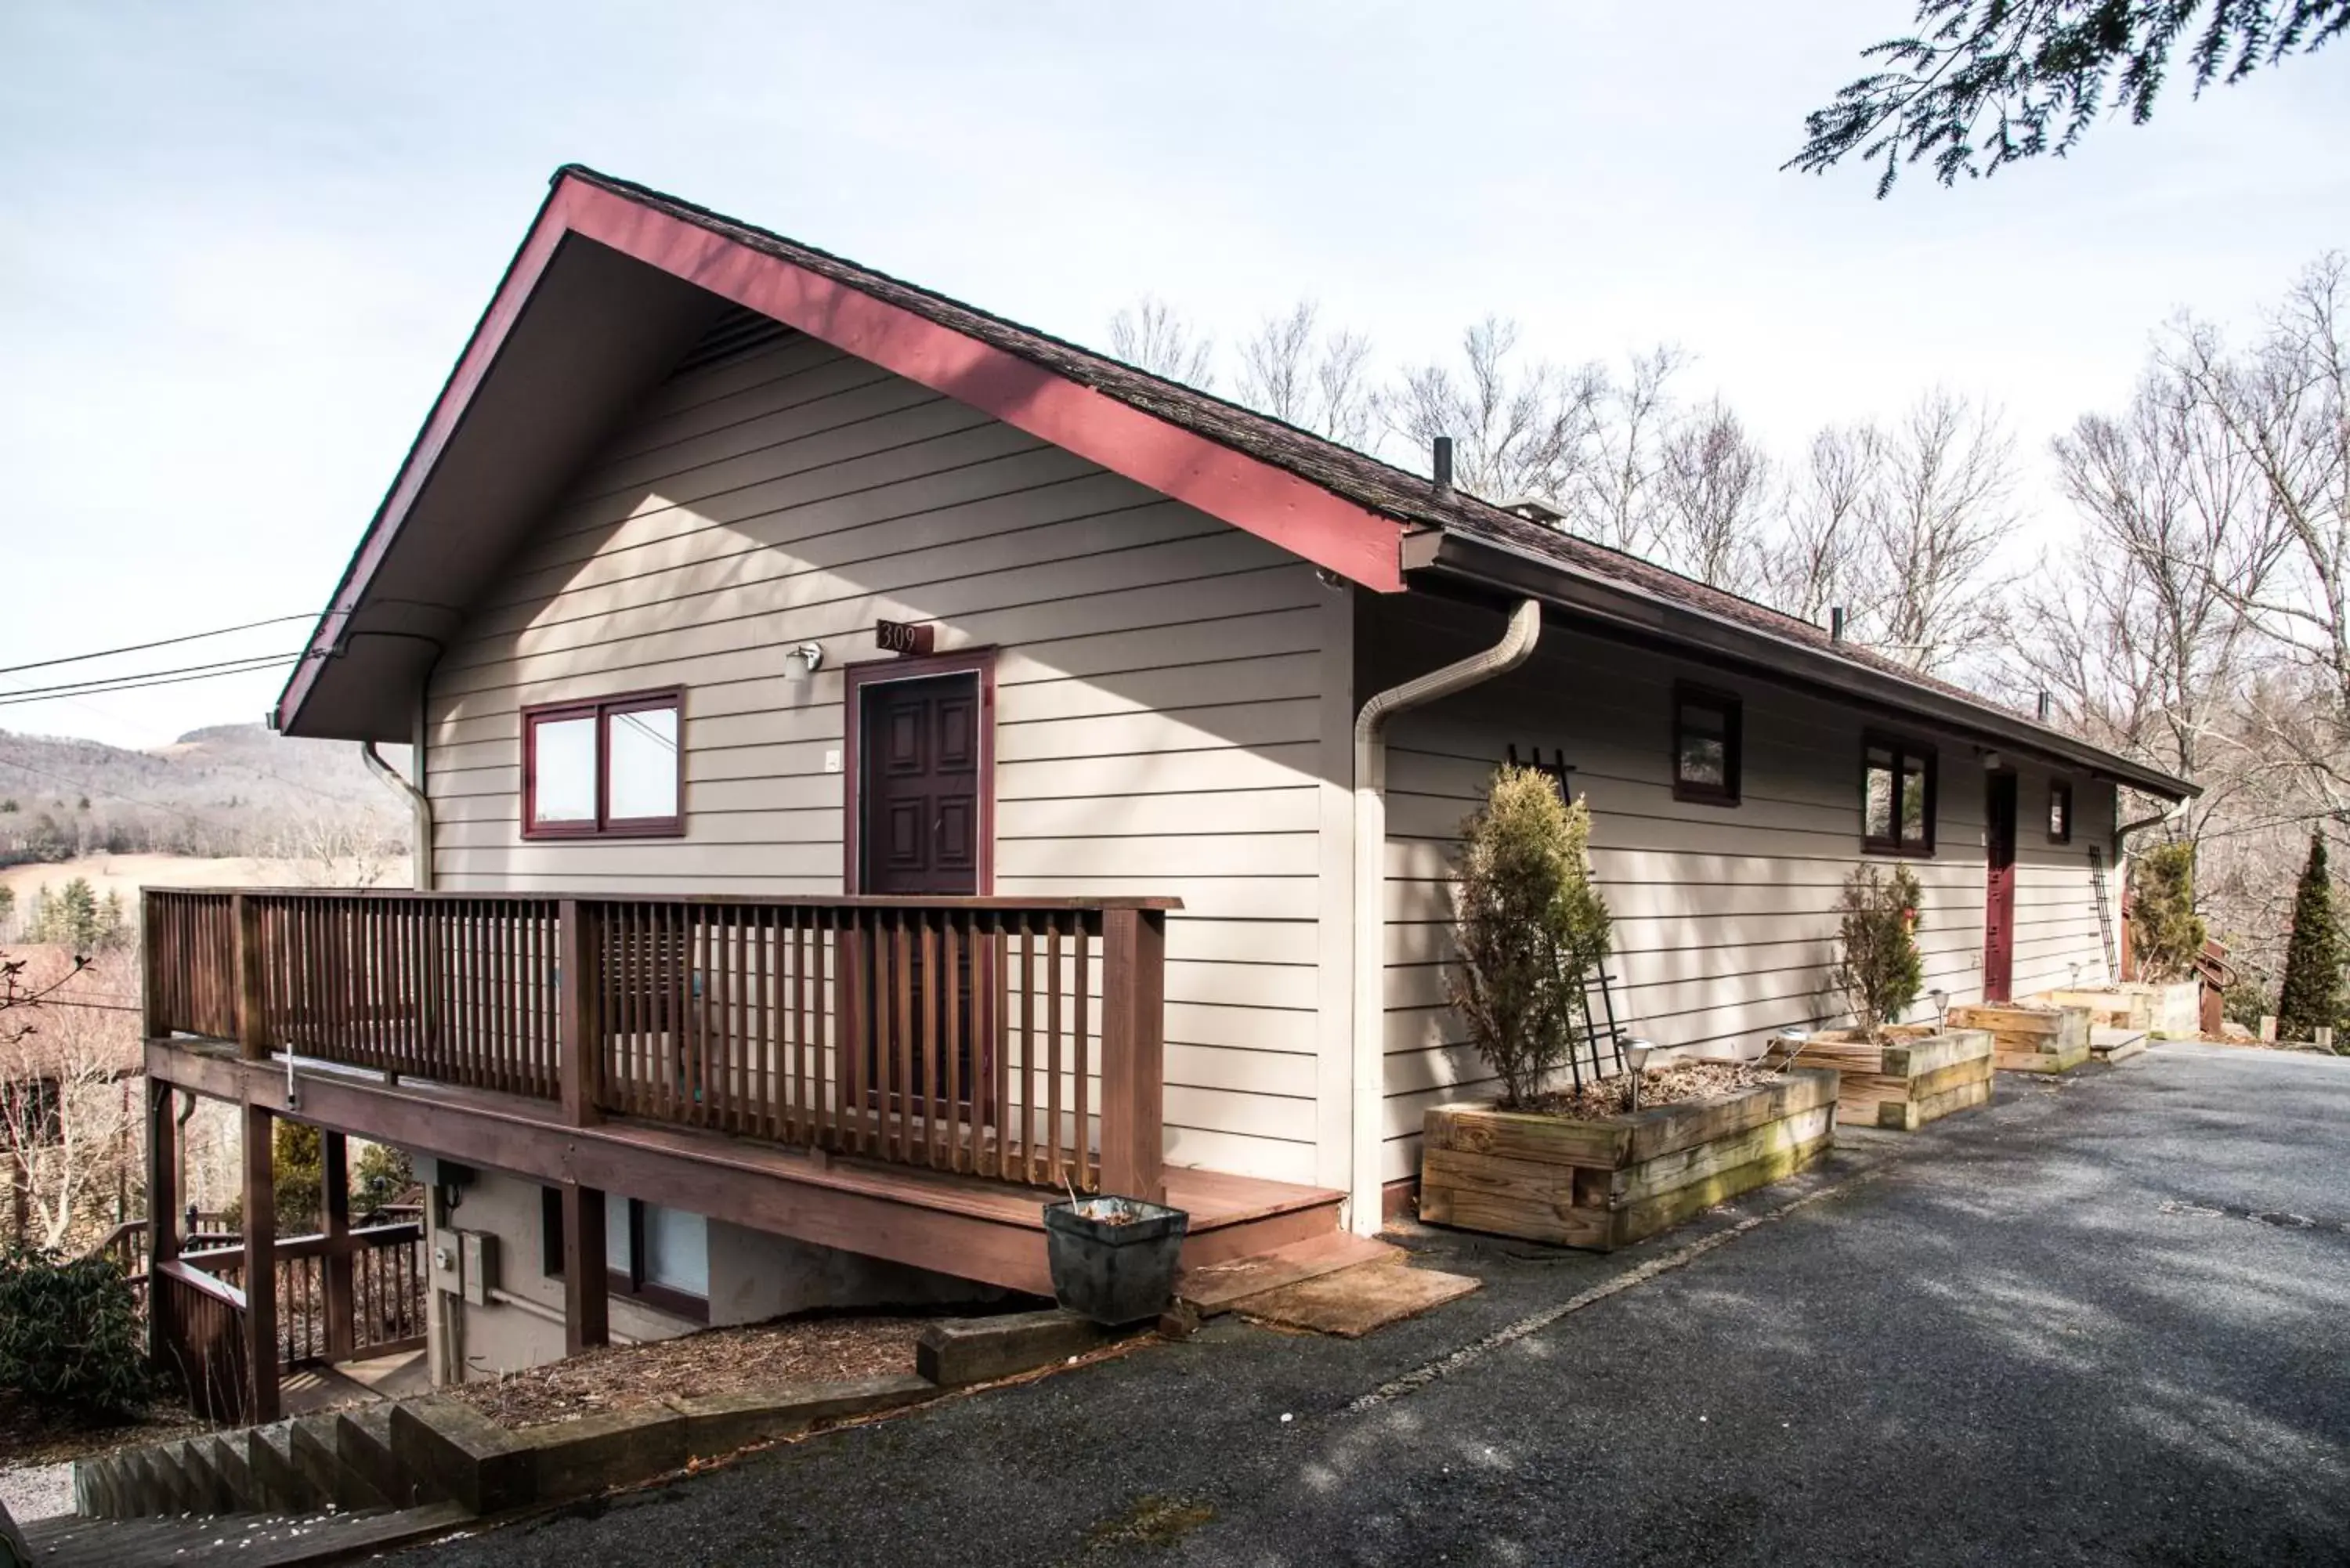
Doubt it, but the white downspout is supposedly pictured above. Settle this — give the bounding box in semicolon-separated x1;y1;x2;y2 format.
361;740;434;893
1349;598;1543;1235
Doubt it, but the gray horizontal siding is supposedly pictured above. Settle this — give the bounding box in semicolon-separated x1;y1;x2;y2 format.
1370;594;2120;1183
423;330;1336;1184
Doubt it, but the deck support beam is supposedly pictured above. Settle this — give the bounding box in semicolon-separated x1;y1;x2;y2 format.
144;1078;179;1367
241;1102;280;1423
323;1130;355;1361
562;1183;609;1356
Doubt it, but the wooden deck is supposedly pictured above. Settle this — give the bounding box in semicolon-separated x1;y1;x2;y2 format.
150;1038;1343;1299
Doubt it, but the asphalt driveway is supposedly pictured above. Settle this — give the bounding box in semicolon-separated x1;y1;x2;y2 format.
403;1044;2350;1566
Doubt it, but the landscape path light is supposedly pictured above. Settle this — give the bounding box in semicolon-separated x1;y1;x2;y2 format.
1622;1036;1658;1113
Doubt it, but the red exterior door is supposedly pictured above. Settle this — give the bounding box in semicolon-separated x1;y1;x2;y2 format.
1984;771;2019;1003
859;673;982;897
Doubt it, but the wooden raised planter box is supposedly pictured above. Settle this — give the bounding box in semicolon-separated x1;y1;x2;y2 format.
1419;1068;1839;1251
1947;1003;2092;1074
2028;982;2199;1038
1788;1027;1994;1131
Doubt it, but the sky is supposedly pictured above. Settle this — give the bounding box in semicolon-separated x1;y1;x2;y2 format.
2;1;2344;750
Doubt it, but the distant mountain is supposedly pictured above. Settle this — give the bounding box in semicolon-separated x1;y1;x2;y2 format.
0;724;412;865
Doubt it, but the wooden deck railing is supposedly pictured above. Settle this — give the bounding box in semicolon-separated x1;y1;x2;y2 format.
154;1259;248;1423
145;890;1171;1199
181;1222;428;1368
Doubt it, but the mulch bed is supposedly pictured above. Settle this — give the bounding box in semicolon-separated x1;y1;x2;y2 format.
1523;1060;1779;1120
0;1394;211;1469
448;1314;927;1429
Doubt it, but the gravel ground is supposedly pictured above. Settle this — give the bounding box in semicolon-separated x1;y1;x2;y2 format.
0;1461;72;1524
396;1043;2350;1566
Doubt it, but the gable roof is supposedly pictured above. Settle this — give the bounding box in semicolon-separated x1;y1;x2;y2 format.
278;165;2192;800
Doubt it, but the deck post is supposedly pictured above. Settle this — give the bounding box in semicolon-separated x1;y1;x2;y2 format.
241;1103;280;1422
141;889;168;1041
145;1079;179;1367
322;1130;355;1361
559;899;602;1127
1097;908;1166;1204
561;1183;609;1355
234;893;268;1061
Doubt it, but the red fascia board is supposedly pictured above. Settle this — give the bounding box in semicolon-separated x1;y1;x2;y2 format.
278;176;1405;732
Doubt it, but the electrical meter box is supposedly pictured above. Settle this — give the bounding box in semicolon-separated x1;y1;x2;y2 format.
431;1234;463;1299
459;1230;499;1306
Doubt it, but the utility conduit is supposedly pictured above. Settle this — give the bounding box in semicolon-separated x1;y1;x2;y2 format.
1350;597;1543;1234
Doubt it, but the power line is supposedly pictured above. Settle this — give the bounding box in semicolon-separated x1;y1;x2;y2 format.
0;651;306;705
0;615;317;680
0;656;306;711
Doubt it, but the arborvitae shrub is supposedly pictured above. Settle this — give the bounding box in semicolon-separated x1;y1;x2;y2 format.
2131;842;2207;982
1448;766;1613;1107
2276;832;2341;1042
1833;862;1925;1040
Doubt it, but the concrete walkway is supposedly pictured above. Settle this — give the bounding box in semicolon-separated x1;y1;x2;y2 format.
400;1045;2350;1566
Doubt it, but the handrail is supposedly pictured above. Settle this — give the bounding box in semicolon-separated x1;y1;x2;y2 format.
156;1256;247;1312
180;1222;420;1270
146;888;1172;1200
143;887;1182;910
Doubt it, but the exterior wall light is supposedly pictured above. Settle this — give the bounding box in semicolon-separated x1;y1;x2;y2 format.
787;642;823;680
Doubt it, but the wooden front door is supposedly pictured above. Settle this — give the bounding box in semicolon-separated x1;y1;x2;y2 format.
859;673;982;897
1984;771;2018;1003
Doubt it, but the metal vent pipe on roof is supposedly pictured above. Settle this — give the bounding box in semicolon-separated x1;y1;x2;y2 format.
1830;605;1846;642
1432;436;1454;495
2037;690;2052;722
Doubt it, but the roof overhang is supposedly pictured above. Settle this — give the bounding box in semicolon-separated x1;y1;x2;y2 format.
278;172;1409;740
1403;528;2200;803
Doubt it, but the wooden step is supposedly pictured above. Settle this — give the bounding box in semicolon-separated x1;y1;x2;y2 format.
1178;1230;1400;1316
23;1501;473;1567
2092;1029;2150;1063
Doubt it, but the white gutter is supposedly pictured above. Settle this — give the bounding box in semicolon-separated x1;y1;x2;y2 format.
1349;597;1542;1234
360;740;435;893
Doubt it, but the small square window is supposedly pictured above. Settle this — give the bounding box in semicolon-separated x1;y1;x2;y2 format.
1672;685;1741;807
2049;780;2073;844
522;690;684;839
1862;735;1936;854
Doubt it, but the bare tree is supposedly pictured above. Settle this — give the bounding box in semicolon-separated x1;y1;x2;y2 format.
1650;399;1776;595
2168;254;2350;768
1768;423;1884;624
2;952;138;1252
1563;346;1689;555
2025;363;2277;793
272;805;403;888
1235;301;1376;448
1108;294;1216;388
1848;389;2022;675
1379;317;1608;502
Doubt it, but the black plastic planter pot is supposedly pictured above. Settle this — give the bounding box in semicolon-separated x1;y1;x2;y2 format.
1041;1195;1189;1325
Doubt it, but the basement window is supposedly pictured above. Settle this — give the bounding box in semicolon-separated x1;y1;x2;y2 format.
1672;685;1741;807
2049;780;2073;844
522;689;684;839
605;1198;710;1323
1862;735;1936;854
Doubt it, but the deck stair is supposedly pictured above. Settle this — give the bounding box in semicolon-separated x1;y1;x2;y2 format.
28;1409;475;1566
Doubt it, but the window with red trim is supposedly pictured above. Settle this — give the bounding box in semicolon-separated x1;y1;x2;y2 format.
522;690;683;838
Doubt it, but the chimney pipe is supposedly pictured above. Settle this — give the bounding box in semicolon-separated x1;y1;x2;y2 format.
1432;436;1454;496
1829;605;1846;642
2037;690;2052;722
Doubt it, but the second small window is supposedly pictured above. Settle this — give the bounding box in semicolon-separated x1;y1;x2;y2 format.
1672;685;1742;806
2049;780;2073;844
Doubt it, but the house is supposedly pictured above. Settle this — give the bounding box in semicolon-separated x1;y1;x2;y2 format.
137;167;2193;1414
